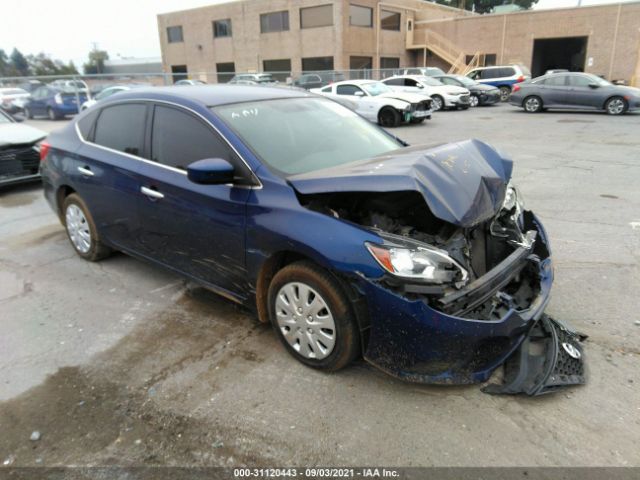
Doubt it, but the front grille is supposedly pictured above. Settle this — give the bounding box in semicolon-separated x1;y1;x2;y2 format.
459;95;471;104
417;100;431;111
0;145;40;179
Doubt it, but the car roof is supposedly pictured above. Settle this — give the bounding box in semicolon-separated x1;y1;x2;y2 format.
332;79;379;86
103;85;311;107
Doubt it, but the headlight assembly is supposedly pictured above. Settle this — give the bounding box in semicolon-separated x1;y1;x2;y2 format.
366;241;468;286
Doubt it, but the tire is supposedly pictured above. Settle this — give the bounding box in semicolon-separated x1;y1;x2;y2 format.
378;107;401;127
410;118;425;124
498;86;511;102
469;95;480;107
62;193;112;262
431;95;444;111
268;261;360;371
47;107;59;120
605;96;627;115
523;95;543;113
24;107;33;119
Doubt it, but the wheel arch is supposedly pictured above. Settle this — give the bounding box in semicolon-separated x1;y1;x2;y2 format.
603;95;627;111
56;185;76;220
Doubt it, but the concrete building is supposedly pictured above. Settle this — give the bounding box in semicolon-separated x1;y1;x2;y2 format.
157;0;640;85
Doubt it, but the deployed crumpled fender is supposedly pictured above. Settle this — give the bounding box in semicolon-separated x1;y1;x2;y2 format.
483;316;587;396
288;139;513;228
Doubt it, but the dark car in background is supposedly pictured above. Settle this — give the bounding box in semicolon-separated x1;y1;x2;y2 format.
38;86;585;394
510;72;640;115
292;74;323;90
0;109;47;187
24;85;88;120
432;74;501;107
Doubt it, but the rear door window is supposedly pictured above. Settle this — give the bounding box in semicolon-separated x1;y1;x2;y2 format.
480;69;497;79
93;104;147;157
544;75;568;86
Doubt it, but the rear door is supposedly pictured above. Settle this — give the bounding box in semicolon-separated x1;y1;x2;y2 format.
73;103;148;250
29;88;48;115
136;103;253;295
539;75;570;107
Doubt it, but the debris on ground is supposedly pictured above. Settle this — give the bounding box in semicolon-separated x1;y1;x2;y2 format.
29;431;41;441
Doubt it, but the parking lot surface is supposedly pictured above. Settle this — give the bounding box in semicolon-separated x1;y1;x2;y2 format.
1;105;639;467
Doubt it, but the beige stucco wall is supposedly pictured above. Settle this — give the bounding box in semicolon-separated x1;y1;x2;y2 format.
415;2;640;81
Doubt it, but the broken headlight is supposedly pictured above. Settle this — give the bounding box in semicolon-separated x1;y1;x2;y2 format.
502;182;524;213
366;239;468;286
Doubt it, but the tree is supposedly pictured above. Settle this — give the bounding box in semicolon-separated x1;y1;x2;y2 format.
27;53;79;76
83;48;109;74
0;49;9;77
431;0;538;14
10;48;30;76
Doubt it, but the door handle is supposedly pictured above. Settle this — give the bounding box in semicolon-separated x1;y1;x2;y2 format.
141;186;164;200
77;166;94;177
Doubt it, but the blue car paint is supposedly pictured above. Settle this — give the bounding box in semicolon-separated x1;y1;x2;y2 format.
41;86;553;384
26;86;87;118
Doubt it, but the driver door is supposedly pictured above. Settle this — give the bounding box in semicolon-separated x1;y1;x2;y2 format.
136;104;253;295
335;84;377;120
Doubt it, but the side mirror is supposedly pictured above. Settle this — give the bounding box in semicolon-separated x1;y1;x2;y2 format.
417;84;424;89
354;91;365;97
588;83;600;89
187;158;235;185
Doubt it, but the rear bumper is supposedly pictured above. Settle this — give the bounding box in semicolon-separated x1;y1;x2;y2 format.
53;104;81;115
358;212;554;385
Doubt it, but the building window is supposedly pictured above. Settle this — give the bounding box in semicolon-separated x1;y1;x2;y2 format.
213;19;232;38
484;54;497;66
350;56;372;70
349;4;372;27
216;62;235;83
300;5;333;29
167;26;183;43
380;10;401;31
380;57;400;69
171;65;188;82
263;59;292;82
302;56;334;71
260;11;289;33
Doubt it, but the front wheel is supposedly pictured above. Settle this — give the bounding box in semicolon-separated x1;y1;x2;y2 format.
63;193;112;261
24;107;34;119
378;107;401;127
605;96;627;115
469;95;479;107
499;86;511;102
523;95;543;113
268;261;360;371
431;95;444;111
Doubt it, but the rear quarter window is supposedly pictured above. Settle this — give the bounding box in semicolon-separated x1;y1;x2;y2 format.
77;109;100;140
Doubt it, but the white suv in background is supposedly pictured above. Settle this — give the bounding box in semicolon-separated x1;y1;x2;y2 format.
466;64;532;101
381;75;471;111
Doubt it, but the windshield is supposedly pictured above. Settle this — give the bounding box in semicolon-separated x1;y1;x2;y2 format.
417;76;444;87
452;75;475;87
213;98;402;176
361;82;392;96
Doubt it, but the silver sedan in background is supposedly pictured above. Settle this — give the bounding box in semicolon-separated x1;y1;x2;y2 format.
510;72;640;115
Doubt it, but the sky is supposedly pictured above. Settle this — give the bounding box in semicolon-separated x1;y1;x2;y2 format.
0;0;635;69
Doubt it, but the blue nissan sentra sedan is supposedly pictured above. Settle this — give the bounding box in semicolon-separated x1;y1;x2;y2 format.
40;86;585;395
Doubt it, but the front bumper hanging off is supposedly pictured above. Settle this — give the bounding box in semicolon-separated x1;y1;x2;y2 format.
483;315;587;396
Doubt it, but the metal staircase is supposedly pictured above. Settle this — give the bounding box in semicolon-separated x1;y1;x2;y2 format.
406;28;484;75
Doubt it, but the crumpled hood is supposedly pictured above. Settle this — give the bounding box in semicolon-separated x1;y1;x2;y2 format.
0;123;47;148
379;92;430;104
289;139;513;228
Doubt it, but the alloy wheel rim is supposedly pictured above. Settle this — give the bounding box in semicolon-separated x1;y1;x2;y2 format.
500;88;510;101
432;97;442;111
608;99;624;114
525;98;540;112
470;96;479;107
65;204;91;253
275;282;336;360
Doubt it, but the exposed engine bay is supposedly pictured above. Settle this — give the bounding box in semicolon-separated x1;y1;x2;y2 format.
299;189;546;321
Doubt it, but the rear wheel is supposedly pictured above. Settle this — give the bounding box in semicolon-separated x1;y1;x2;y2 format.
268;261;360;371
47;107;59;120
378;107;401;127
431;95;444;111
62;194;112;261
499;86;511;101
605;96;627;115
523;95;543;113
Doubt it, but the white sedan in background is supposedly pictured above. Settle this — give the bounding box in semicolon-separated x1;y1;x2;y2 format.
311;80;432;127
0;88;30;114
381;75;471;111
81;84;147;111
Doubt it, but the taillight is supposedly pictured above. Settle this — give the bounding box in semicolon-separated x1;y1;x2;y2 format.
54;93;63;104
517;75;525;83
39;142;51;162
512;84;521;93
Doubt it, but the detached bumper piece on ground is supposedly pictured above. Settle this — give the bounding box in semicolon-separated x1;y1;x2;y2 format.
483;316;587;396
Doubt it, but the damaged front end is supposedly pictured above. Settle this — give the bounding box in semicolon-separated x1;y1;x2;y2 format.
291;140;586;395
